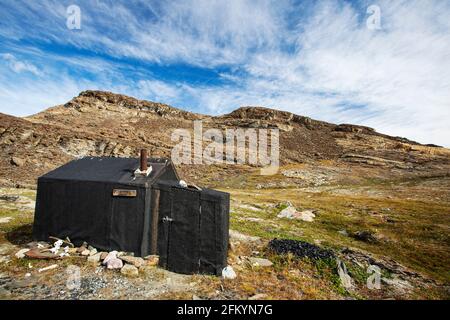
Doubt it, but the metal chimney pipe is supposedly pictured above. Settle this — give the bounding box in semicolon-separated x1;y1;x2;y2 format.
140;149;148;172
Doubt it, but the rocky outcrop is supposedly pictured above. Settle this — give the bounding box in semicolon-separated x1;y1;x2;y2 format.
64;90;202;120
0;90;448;187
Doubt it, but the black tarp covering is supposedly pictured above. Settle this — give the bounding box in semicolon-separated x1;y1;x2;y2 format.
33;179;147;253
155;182;230;275
33;156;178;256
33;156;230;275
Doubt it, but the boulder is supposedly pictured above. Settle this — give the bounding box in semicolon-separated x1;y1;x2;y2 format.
11;157;25;167
121;255;145;268
121;264;139;277
247;257;273;267
87;252;102;265
81;249;90;256
105;258;123;269
103;251;123;269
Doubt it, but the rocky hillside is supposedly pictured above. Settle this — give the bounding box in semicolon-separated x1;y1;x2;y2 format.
0;90;449;188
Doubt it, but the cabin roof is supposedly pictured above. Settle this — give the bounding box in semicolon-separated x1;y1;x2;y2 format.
39;156;177;186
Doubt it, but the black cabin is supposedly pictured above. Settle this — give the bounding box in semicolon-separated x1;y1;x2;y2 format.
33;155;230;275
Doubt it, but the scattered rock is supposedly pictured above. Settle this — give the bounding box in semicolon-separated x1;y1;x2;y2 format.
77;246;87;254
144;255;159;266
121;264;139;277
15;248;30;259
99;252;108;260
121;255;145;268
89;248;98;256
247;257;273;267
103;251;123;269
277;205;315;222
229;229;260;242
106;258;123;269
268;239;335;260
81;249;90;256
87;252;102;265
338;230;348;236
0;217;13;224
222;266;237;279
11;156;25;167
248;293;268;300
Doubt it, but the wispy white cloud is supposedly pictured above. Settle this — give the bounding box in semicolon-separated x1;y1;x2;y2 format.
0;0;449;146
1;53;41;76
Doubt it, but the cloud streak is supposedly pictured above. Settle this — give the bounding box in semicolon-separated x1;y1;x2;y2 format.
0;0;449;146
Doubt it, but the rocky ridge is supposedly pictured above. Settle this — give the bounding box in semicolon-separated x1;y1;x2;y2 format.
0;90;449;188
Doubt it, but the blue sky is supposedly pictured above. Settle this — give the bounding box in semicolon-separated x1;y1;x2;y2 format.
0;0;449;146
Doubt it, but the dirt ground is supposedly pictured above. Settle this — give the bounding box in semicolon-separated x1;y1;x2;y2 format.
0;163;449;300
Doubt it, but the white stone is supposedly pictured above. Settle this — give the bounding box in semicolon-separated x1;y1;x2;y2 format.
15;248;30;259
222;266;237;279
277;206;315;222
